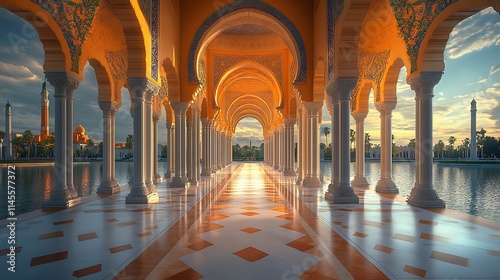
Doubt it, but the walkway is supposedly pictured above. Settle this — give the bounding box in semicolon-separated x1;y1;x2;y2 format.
1;163;499;279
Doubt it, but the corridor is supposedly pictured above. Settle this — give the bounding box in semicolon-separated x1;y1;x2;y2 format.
1;163;499;279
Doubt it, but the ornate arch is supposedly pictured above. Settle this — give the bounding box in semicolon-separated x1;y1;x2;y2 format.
188;0;307;84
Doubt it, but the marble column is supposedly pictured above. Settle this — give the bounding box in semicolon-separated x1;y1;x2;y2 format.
325;78;359;203
278;124;284;172
153;114;162;183
165;123;172;178
302;102;323;187
65;82;78;191
42;72;81;208
189;105;200;186
144;90;157;194
170;102;190;188
170;124;175;176
125;78;159;203
186;118;192;182
407;72;445;208
190;107;200;184
284;119;296;176
375;102;398;193
296;107;303;184
351;111;370;187
201;118;212;176
210;122;215;173
97;101;120;194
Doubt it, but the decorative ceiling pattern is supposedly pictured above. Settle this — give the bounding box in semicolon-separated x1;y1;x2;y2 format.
209;33;287;51
389;0;458;73
213;54;283;87
189;0;307;84
222;24;273;35
31;0;100;73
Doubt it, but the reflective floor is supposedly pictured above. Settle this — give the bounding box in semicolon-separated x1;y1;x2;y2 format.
0;163;499;279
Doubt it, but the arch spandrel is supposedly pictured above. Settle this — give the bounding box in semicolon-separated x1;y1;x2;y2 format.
0;0;72;73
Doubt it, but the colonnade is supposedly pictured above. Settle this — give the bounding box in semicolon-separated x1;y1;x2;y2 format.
41;73;445;209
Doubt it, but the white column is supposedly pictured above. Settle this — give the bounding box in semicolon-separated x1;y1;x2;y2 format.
42;72;81;208
407;72;445;208
470;99;477;160
144;91;156;193
351;111;369;187
375;102;398;193
278;124;284;171
126;78;159;203
296;107;303;184
97;101;120;194
170;124;175;176
302;102;323;187
325;78;359;203
165;123;172;178
190;107;200;184
284;119;296;176
65;83;76;191
153;114;161;183
201;118;211;176
170;101;190;188
186;118;192;182
210;122;216;173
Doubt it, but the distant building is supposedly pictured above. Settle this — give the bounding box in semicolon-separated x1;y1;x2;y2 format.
73;124;90;151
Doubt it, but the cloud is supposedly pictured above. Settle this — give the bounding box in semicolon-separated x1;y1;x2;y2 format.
446;7;500;59
491;64;500;75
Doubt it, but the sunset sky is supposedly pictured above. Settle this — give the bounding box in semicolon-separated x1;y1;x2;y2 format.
0;7;498;147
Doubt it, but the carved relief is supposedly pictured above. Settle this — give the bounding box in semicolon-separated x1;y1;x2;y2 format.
327;0;345;82
105;51;127;103
389;0;458;73
357;50;390;103
158;76;169;100
31;0;101;73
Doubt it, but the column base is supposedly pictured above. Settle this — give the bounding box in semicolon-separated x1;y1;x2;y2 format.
189;179;198;186
283;169;296;176
42;197;82;209
407;185;445;208
302;177;322;188
201;170;212;177
154;173;162;183
351;175;370;188
126;191;159;204
170;177;190;188
274;166;279;170
164;170;171;179
325;183;359;204
375;178;399;193
97;179;121;194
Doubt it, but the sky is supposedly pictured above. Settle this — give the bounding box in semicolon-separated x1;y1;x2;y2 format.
0;7;498;147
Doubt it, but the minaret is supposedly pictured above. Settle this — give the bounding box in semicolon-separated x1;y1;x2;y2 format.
5;100;12;159
40;80;50;139
470;99;477;160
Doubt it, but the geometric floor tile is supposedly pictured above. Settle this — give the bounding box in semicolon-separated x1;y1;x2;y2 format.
241;212;259;216
233;247;269;262
78;232;98;241
403;264;427;278
286;240;315;252
72;264;102;278
30;251;68;266
187;240;213;251
430;251;469;267
240;227;262;234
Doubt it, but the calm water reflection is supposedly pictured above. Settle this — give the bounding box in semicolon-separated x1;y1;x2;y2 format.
1;161;499;222
320;161;500;223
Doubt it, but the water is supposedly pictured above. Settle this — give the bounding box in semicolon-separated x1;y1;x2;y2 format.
320;161;500;222
1;161;499;223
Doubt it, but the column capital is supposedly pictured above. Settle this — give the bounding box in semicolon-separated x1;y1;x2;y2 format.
284;118;296;127
166;123;173;130
409;72;442;96
153;114;160;124
375;101;397;115
302;101;323;113
201;118;213;126
351;110;368;121
98;101;120;117
170;101;190;115
326;77;357;100
45;72;82;97
127;77;159;100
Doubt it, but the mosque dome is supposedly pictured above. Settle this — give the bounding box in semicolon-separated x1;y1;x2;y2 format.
74;124;85;134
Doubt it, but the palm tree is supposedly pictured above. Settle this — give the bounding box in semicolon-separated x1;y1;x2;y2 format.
125;134;133;158
350;129;356;151
476;128;487;158
408;138;416;159
22;130;34;159
364;133;372;157
321;126;330;145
